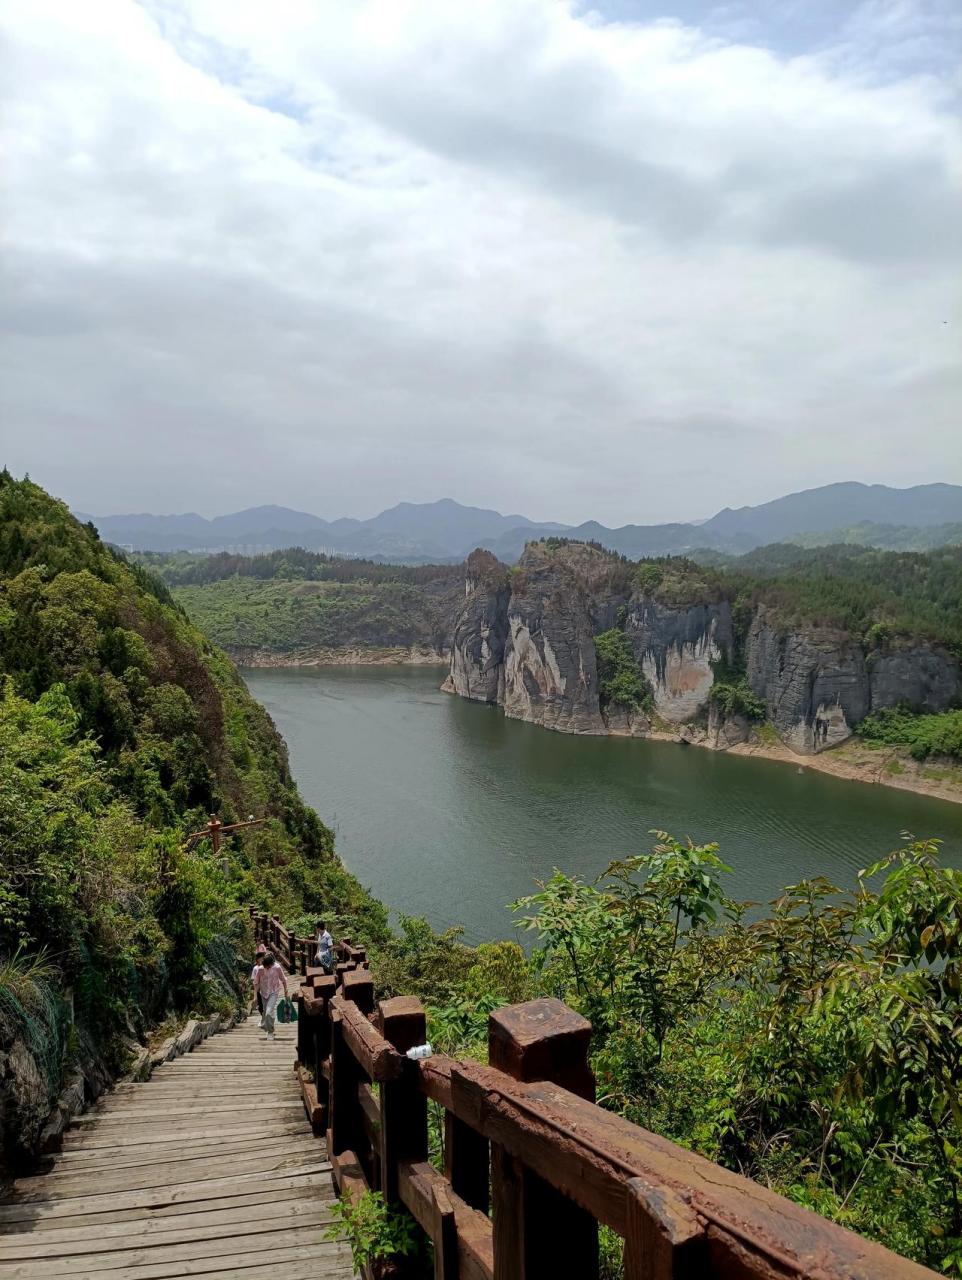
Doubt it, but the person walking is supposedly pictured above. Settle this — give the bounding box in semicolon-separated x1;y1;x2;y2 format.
251;943;267;1017
314;920;334;975
253;953;288;1041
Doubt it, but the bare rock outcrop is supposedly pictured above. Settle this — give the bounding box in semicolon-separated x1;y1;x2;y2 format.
442;550;511;703
746;610;961;755
746;610;869;753
625;599;733;725
444;542;962;757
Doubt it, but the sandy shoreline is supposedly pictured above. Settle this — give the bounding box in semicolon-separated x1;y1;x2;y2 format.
230;645;448;667
645;728;962;806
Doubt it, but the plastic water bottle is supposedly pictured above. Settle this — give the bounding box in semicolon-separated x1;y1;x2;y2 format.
406;1042;433;1060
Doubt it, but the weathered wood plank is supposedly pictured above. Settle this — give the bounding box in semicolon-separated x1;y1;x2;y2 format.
0;1220;344;1277
0;1198;332;1257
2;1239;350;1280
61;1123;305;1150
449;1063;937;1280
398;1159;493;1280
1;1181;332;1233
41;1135;312;1176
15;1150;325;1200
0;1165;332;1222
330;995;404;1082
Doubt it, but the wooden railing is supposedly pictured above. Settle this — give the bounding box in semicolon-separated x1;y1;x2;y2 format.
251;910;366;980
251;911;936;1280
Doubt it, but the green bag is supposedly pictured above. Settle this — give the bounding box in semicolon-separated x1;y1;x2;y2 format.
277;997;297;1024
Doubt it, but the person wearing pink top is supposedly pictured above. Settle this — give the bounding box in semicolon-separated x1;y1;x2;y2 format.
253;953;289;1040
250;943;267;1016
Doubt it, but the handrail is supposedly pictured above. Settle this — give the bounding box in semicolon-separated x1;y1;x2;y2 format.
251;908;937;1280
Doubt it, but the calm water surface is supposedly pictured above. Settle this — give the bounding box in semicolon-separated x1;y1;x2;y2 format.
244;666;962;941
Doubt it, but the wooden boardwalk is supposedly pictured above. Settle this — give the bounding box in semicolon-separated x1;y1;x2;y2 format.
0;1015;354;1280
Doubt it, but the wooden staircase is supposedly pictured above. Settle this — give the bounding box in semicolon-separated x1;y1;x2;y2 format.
0;1015;353;1279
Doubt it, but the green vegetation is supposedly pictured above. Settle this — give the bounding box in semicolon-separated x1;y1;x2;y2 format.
856;707;962;762
594;628;652;713
707;677;766;720
685;542;962;650
322;833;962;1274
324;1190;421;1271
506;834;962;1274
173;578;446;653
0;474;386;1168
137;548;463;589
791;521;962;552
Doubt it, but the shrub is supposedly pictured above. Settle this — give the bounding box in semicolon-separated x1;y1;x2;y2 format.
594;629;652;712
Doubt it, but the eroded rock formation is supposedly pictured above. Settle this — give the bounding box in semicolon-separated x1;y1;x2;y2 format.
444;542;962;756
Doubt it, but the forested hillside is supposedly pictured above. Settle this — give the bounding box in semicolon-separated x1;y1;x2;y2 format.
139;549;465;658
665;541;962;649
3;477;962;1270
0;474;386;1175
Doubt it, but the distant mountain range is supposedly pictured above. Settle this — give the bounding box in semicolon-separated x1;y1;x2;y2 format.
79;482;962;563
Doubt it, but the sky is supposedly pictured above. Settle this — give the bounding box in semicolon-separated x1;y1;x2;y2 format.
1;0;960;526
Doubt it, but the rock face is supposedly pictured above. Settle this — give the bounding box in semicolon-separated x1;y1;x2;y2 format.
868;647;962;713
444;543;962;756
746;611;870;753
625;599;733;725
707;703;752;747
445;544;615;732
746;609;961;754
446;543;732;736
442;550;511;704
499;545;612;734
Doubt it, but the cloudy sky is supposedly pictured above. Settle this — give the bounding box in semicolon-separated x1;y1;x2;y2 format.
1;0;960;525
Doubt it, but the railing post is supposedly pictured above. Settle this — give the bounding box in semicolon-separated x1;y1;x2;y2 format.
341;968;374;1015
489;999;599;1280
623;1178;705;1279
445;1112;490;1214
311;975;336;1124
378;996;427;1204
328;1003;363;1162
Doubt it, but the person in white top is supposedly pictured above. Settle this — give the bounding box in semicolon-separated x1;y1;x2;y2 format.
250;943;267;1016
314;920;334;974
253;953;289;1040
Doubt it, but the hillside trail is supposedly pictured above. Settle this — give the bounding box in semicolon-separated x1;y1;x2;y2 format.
0;1012;354;1280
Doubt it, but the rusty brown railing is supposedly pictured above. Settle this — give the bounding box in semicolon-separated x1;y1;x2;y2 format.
251;910;936;1280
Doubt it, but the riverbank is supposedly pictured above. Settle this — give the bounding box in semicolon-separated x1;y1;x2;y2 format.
235;650;962;806
229;645;448;667
646;726;962;807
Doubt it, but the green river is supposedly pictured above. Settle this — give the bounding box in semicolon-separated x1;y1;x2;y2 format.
243;665;962;942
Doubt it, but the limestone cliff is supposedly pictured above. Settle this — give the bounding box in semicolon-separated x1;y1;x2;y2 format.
442;550;511;703
443;541;962;757
624;599;733;725
745;610;870;753
745;609;961;754
445;543;730;736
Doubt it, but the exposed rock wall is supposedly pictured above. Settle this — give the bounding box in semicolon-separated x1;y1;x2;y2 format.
444;543;728;736
745;611;870;753
499;546;611;734
746;609;961;754
442;550;511;703
444;542;962;757
625;599;733;725
868;647;961;713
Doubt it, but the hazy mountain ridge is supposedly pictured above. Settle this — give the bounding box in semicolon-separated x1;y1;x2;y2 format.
81;482;962;563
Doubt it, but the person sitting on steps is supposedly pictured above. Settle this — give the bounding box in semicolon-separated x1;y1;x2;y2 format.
253;952;289;1041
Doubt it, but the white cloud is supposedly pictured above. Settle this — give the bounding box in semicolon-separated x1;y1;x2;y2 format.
1;0;959;523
